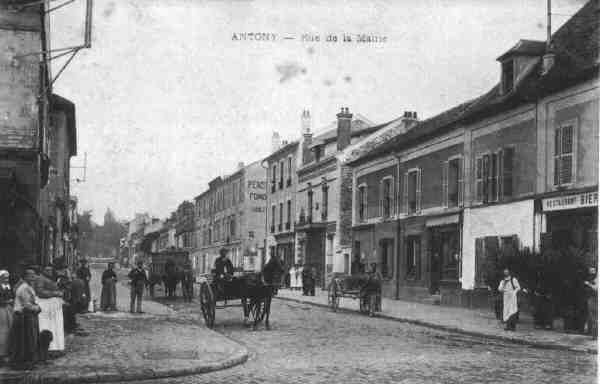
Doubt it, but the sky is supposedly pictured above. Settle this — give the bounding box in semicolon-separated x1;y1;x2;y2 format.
48;0;587;224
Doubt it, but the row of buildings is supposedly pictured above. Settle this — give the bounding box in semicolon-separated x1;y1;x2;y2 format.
0;1;80;272
124;0;598;308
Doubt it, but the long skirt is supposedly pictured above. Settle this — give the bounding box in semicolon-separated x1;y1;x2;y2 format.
0;304;12;357
100;280;117;310
9;311;39;364
38;297;65;351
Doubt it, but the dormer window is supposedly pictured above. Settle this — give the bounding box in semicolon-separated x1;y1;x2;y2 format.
501;60;514;94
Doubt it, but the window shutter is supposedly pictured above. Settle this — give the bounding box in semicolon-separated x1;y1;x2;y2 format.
475;238;484;285
502;147;514;198
561;124;574;184
403;172;408;214
482;154;490;203
442;161;449;208
458;157;464;207
416;168;422;213
475;157;483;202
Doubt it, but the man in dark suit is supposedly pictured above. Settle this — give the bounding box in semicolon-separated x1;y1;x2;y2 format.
128;260;147;313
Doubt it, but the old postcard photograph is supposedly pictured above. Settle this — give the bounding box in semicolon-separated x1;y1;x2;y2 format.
0;0;597;383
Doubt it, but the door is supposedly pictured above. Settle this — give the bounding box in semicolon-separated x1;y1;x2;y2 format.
429;229;442;294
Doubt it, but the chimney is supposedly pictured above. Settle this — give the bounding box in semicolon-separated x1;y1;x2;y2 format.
301;109;314;165
301;109;311;136
542;49;555;75
271;131;281;152
401;110;419;129
336;107;353;151
237;162;244;170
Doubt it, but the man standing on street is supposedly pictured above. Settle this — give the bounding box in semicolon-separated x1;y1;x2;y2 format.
128;260;147;313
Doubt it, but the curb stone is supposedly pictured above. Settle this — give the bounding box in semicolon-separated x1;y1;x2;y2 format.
276;296;597;355
1;348;248;384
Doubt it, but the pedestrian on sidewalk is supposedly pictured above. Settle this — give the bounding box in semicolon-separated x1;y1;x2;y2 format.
34;266;65;353
100;262;117;311
9;268;41;370
584;266;597;338
76;260;91;312
498;268;521;331
181;262;195;303
0;270;14;364
128;260;147;313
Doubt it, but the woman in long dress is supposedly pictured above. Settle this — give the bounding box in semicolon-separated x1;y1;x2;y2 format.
498;268;521;331
100;263;117;311
35;266;65;352
0;270;13;363
10;269;41;369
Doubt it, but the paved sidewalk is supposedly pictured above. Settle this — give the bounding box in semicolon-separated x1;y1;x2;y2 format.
276;288;597;354
0;268;248;384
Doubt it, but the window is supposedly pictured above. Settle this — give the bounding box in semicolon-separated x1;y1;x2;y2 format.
353;241;361;260
322;182;329;220
554;122;574;186
232;182;238;205
502;60;514;93
230;216;236;237
344;254;350;274
443;158;463;208
287;156;292;186
239;180;244;202
279;161;284;189
271;205;276;233
307;188;313;222
286;200;291;229
476;148;514;203
358;185;367;221
406;236;421;279
405;169;421;214
279;202;283;231
381;177;392;217
500;147;514;198
380;238;393;278
271;165;277;193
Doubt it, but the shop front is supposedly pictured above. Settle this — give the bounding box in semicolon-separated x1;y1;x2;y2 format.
540;189;598;263
426;214;462;305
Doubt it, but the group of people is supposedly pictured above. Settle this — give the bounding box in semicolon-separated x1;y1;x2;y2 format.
0;259;91;370
286;264;317;296
496;266;597;335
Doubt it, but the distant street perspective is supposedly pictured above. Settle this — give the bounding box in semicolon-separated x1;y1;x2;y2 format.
0;0;598;383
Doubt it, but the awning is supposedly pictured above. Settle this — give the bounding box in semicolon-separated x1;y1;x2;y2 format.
426;213;460;228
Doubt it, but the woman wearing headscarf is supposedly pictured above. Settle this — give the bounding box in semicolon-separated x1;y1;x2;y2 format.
9;269;41;369
100;262;117;311
0;270;13;363
498;268;521;331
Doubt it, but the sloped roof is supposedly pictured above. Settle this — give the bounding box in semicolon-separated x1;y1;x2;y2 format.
349;0;598;165
497;39;547;61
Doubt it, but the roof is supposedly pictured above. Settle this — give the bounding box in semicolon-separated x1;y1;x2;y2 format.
50;94;77;157
464;0;599;122
263;140;299;163
309;113;376;148
348;98;478;164
349;0;598;164
497;39;547;61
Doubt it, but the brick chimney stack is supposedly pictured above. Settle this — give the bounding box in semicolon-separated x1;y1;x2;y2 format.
401;111;419;129
301;109;314;165
336;107;353;151
271;131;281;153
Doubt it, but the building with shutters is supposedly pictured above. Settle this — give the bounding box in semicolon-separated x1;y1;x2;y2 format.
294;108;383;288
343;0;598;306
191;160;267;276
263;130;300;274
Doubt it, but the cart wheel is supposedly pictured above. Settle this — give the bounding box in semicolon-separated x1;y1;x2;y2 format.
250;298;266;327
199;282;215;328
328;280;339;312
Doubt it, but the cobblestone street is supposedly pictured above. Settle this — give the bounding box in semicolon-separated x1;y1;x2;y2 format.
134;297;596;384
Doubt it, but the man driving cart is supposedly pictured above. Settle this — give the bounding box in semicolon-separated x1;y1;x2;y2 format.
213;248;234;297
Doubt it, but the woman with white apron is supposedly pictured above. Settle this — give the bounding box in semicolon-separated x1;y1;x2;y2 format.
35;266;65;352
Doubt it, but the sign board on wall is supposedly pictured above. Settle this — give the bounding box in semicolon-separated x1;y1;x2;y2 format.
542;191;598;212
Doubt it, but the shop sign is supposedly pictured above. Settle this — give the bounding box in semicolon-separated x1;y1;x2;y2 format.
542;191;598;212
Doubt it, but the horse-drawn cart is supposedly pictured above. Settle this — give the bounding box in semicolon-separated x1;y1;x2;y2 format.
199;272;275;329
327;273;382;316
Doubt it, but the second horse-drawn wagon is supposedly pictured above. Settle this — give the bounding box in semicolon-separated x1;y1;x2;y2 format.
327;273;382;316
